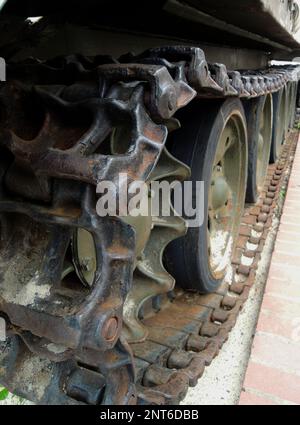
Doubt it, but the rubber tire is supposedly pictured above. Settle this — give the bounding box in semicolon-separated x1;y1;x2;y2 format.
165;98;248;294
270;88;286;164
243;95;271;204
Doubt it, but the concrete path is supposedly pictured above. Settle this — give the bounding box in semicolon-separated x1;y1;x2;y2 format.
240;137;300;405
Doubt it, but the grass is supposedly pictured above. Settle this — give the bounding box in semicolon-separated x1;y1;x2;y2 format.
279;188;287;201
0;387;9;401
295;120;300;130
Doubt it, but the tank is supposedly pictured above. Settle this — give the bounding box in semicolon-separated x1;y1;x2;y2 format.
0;0;299;405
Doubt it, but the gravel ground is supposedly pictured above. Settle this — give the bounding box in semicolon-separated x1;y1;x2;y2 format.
0;392;32;405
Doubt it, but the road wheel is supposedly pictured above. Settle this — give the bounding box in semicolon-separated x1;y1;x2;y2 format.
165;98;248;293
270;87;287;163
244;94;273;203
289;82;298;128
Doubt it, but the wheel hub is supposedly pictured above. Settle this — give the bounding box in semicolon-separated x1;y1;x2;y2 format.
208;115;247;279
211;171;231;211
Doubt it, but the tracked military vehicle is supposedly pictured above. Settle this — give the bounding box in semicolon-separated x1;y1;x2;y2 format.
0;0;299;405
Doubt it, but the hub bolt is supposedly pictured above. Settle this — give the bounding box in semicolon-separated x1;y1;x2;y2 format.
102;317;119;342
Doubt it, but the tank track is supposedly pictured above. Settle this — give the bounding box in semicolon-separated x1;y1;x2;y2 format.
0;46;299;405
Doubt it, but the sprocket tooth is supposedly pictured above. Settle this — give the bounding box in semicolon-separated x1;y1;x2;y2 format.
122;274;173;343
138;223;185;281
149;148;190;182
152;214;186;233
123;224;180;343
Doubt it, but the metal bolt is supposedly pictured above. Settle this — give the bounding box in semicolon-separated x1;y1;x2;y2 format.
102;317;119;342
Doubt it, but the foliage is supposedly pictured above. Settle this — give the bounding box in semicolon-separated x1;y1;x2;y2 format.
0;388;9;401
